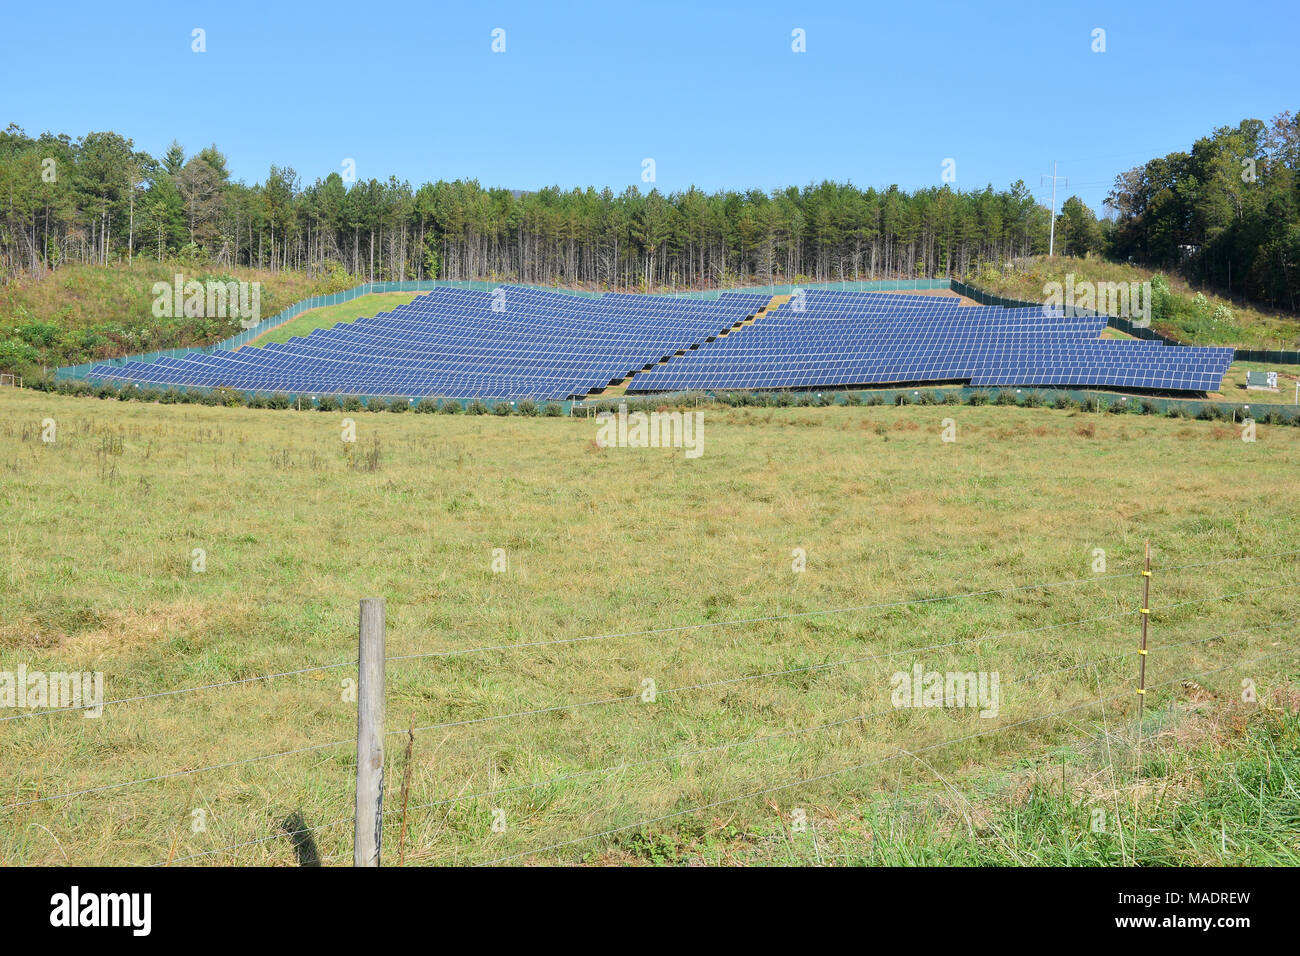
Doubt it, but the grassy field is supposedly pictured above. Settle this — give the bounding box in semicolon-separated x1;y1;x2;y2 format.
241;292;427;347
1;390;1298;866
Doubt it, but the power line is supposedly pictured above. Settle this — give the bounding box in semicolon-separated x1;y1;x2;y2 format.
1041;162;1068;256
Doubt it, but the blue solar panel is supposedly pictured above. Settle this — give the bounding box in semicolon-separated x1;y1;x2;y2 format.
85;287;1234;398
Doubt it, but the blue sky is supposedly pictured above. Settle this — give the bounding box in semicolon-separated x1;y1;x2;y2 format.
2;0;1294;213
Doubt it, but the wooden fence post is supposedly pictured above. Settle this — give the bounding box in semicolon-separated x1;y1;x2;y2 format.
355;597;386;867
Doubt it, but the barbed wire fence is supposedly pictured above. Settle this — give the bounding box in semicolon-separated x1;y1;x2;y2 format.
3;546;1298;866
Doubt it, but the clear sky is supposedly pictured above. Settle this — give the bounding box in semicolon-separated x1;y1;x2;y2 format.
2;0;1295;213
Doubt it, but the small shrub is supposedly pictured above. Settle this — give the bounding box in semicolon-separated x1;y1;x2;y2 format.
388;398;410;413
843;392;862;406
543;402;563;417
517;399;540;416
466;400;488;415
316;395;341;412
967;391;989;406
493;402;512;416
414;398;439;414
266;393;291;410
342;396;365;412
441;400;463;415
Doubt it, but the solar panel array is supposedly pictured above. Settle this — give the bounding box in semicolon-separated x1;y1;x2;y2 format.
626;291;1234;394
86;286;769;400
86;286;1235;399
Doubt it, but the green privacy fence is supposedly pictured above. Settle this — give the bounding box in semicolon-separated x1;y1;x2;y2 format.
950;278;1185;344
650;278;953;300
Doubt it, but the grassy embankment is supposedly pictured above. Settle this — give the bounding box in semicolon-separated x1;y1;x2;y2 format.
240;292;426;347
0;262;346;375
965;256;1300;350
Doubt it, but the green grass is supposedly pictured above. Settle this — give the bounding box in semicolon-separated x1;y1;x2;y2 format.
241;292;426;347
965;256;1300;350
1;391;1297;866
0;262;343;374
1212;361;1300;406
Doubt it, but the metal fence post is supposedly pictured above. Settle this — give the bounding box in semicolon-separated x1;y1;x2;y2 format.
355;597;386;866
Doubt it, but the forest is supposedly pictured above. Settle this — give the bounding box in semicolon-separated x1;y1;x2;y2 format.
0;112;1295;309
1107;114;1299;311
2;125;1059;292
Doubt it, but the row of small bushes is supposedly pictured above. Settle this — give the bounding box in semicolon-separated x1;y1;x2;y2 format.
593;388;1300;424
28;377;1300;426
36;378;567;416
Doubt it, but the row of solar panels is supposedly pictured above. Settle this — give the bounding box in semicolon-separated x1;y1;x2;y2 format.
626;290;1233;394
87;286;774;399
86;286;1235;398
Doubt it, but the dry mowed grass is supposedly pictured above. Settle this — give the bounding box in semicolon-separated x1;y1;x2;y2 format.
0;391;1297;865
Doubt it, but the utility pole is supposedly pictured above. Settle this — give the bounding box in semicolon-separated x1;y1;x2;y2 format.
1041;162;1068;257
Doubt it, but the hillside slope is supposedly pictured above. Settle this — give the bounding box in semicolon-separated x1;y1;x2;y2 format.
0;262;351;376
964;257;1300;350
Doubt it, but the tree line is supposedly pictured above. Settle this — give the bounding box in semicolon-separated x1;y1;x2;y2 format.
2;124;1061;290
1107;112;1299;311
1;115;1294;310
